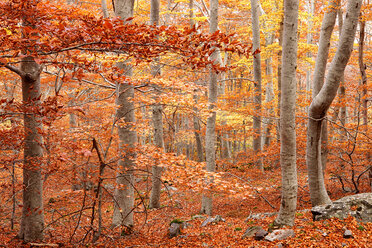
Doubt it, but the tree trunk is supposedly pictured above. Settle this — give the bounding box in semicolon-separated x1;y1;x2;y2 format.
148;0;164;209
305;0;314;114
263;34;274;147
276;11;284;142
251;0;263;170
338;10;347;137
101;0;109;18
188;0;204;162
18;56;44;242
310;0;340;176
201;0;219;216
358;19;371;190
274;0;299;227
112;0;136;230
311;0;338;193
306;0;361;207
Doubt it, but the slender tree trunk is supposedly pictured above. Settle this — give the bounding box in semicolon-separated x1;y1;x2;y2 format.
263;34;274;147
201;0;219;215
148;0;164;209
305;0;314;114
338;10;347;137
193;94;204;162
17;56;44;242
112;0;136;230
307;0;338;203
251;0;263;170
312;0;340;176
189;0;204;162
274;0;299;226
220;53;231;162
276;11;284;141
307;0;361;206
358;19;371;190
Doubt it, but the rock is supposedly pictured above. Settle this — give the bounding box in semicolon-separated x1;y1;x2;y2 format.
169;223;183;238
264;229;295;242
242;226;264;239
343;229;353;239
201;215;225;227
254;229;268;240
311;193;372;222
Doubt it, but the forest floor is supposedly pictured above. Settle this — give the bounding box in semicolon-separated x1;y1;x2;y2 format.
1;166;371;247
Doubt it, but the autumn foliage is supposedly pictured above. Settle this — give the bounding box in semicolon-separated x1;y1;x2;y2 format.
0;0;371;247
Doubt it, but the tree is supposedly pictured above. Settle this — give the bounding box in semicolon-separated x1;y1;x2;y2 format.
305;0;339;206
111;0;136;230
201;0;219;215
250;0;263;170
149;0;164;209
274;0;299;226
306;0;362;206
4;56;45;242
357;17;371;190
1;4;45;240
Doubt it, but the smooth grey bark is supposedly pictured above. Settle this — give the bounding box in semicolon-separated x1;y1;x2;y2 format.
15;56;44;242
250;0;263;170
276;12;284;141
331;10;346;144
305;0;314;112
112;0;136;230
311;0;341;176
308;0;337;192
201;0;219;216
306;0;362;206
263;34;274;147
274;0;299;226
148;0;164;209
338;10;347;134
101;0;109;18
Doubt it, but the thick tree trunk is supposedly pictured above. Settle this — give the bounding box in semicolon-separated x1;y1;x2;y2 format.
112;0;136;230
18;56;44;242
201;0;218;216
250;0;263;170
274;0;299;227
307;0;361;206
